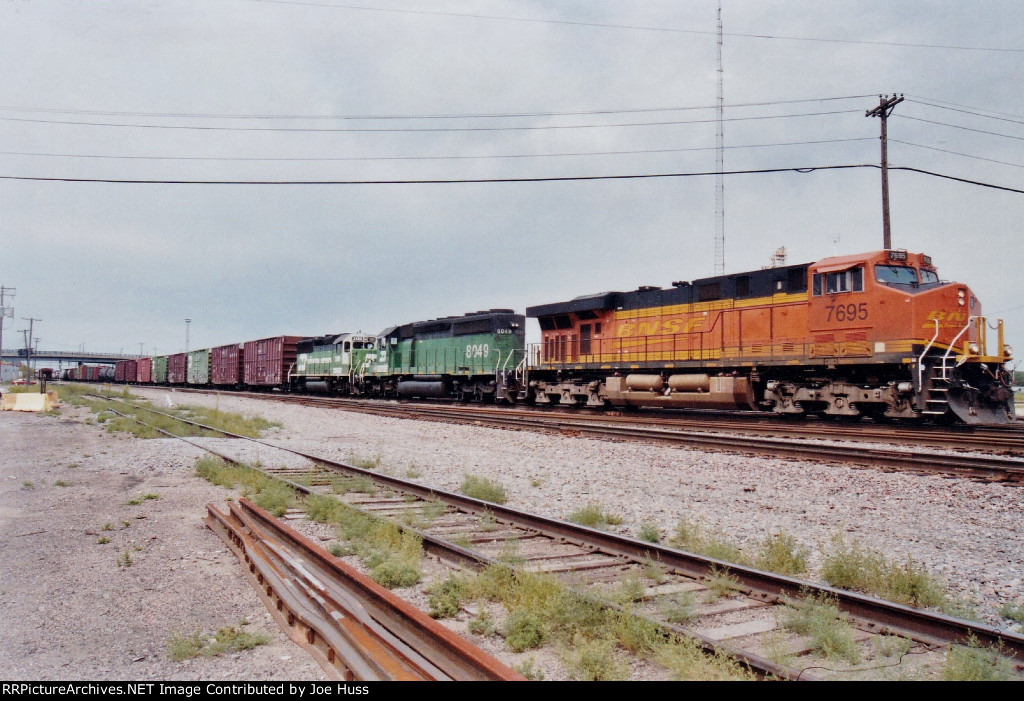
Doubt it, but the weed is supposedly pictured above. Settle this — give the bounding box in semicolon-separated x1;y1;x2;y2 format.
655;636;755;681
999;601;1024;630
614;571;647;604
478;511;499;532
703;565;741;602
118;548;133;568
503;609;546;652
821;533;948;609
370;559;421;589
781;593;861;665
452;533;473;549
612;610;662;654
348;452;383;470
942;636;1015;681
421;499;447;521
762;629;797;669
513;657;545;681
754;531;808;575
97;536;110;545
125;498;142;506
167;630;206;662
21;481;34;489
563;635;628;681
467;609;496;636
497;538;525;567
427;575;468;619
141;493;159;501
873;634;914;659
669;516;748;565
642;556;667;583
567;503;623;530
252;482;294;517
460;474;508;504
658;591;697;623
66;462;80;469
405;465;423;479
638;521;661;543
53;480;71;487
101;523;113;531
328;542;350;558
530;478;543;488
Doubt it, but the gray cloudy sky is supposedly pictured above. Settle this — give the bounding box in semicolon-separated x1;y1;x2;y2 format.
1;1;1022;357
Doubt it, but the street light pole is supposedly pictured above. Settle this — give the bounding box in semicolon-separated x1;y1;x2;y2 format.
185;318;192;354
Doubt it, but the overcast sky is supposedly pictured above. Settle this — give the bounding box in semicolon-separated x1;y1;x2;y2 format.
1;1;1022;358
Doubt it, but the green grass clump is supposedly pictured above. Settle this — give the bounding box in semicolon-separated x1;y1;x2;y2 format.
782;593;861;665
999;602;1024;631
566;503;623;530
251;482;294;517
467;609;496;636
655;636;756;681
702;565;742;603
513;657;545;681
504;610;546;652
118;548;133;568
181;405;280;438
427;575;468;619
669;516;748;565
821;533;948;610
941;636;1015;681
53;480;71;487
638;522;661;543
460;474;508;504
97;536;110;545
166;623;271;662
563;635;629;681
754;531;808;575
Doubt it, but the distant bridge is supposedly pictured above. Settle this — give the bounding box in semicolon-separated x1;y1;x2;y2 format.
1;349;141;366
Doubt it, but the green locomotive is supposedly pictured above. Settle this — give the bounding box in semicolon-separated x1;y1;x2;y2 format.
289;309;526;402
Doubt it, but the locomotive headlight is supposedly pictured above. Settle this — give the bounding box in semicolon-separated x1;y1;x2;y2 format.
1004;346;1014;358
957;289;966;306
968;342;980;355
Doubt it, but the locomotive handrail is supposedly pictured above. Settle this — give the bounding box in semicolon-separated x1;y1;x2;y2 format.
946;315;981;368
918;318;941;386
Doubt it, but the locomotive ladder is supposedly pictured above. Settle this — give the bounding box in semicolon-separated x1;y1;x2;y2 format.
921;356;953;416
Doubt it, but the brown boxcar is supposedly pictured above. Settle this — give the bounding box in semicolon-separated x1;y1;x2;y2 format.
137;357;152;384
168;352;188;384
211;343;244;386
115;360;127;383
243;336;303;387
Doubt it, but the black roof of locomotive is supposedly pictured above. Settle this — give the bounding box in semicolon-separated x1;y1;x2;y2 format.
526;262;810;318
385;309;524;340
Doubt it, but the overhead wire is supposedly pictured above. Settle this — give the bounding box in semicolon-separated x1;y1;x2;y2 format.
240;0;1024;53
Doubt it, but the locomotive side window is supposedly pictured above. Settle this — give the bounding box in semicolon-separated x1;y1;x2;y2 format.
920;269;939;284
812;266;864;295
875;265;918;285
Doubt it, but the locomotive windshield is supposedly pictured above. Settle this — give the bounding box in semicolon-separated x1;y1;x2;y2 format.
875;265;918;285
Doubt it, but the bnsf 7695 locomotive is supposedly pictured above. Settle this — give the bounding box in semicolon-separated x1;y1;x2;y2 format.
525;250;1014;424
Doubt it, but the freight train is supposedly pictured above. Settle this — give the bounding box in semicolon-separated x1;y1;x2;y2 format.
70;249;1014;425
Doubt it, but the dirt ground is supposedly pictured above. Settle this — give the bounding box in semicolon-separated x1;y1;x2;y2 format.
0;404;326;681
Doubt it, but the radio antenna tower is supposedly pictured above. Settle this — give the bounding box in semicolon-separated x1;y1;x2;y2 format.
714;0;725;275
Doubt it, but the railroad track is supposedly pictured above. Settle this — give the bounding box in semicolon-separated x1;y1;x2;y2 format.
90;394;1024;681
159;388;1024;484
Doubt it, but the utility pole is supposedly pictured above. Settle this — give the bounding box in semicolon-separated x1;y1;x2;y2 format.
22;317;40;376
185;318;192;354
865;93;904;250
714;0;725;276
0;285;14;370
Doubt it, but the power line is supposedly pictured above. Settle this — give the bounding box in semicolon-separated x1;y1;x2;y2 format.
2;163;1017;194
0;139;874;164
891;139;1024;169
0;95;875;121
0;109;857;133
0;164;879;185
897;115;1024;142
905;99;1024;126
240;0;1024;53
905;95;1024;122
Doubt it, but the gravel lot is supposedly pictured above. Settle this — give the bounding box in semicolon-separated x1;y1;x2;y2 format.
2;387;1022;680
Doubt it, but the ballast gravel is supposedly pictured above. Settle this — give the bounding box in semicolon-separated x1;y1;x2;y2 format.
2;388;1022;681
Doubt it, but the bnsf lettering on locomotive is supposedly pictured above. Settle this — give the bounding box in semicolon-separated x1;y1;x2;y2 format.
617;319;704;337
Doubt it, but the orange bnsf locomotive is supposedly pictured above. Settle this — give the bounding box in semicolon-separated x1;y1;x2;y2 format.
524;250;1014;425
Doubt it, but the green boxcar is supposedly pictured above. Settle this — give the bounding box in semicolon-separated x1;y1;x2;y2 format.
152;355;168;384
187;349;211;385
291;333;377;395
368;309;526;402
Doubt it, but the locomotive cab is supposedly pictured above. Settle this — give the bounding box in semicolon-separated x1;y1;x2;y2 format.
806;250;1013;423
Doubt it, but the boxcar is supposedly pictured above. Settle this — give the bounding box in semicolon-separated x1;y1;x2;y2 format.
137;357;153;384
168;353;187;385
243;336;303;388
152;355;168;384
187;349;211;385
211;343;244;387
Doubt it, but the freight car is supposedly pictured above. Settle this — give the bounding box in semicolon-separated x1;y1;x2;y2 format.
524;249;1014;424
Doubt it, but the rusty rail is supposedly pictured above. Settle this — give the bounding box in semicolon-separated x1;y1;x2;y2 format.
206;498;524;681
